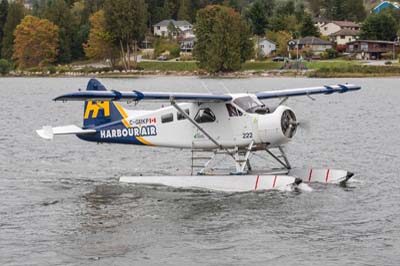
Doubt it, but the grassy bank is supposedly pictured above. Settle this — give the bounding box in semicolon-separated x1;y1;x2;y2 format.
309;64;400;77
7;59;400;78
138;61;199;71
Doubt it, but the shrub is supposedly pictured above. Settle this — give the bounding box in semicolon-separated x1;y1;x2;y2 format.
0;59;11;75
325;48;338;59
154;38;180;58
170;45;181;58
381;52;394;60
45;65;57;74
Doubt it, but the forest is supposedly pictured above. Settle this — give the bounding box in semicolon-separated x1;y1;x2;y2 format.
0;0;398;72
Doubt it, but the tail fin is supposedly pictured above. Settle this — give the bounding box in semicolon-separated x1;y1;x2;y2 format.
83;79;127;128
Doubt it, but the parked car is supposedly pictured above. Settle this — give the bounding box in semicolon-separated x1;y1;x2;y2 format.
272;56;285;62
157;55;168;61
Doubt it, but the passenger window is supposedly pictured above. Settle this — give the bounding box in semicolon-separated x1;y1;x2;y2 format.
177;109;189;120
161;113;173;123
226;104;242;117
194;108;216;123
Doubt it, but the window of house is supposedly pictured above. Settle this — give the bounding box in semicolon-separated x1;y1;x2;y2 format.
340;35;345;39
177;109;189;120
157;26;160;30
161;113;173;123
194;108;216;123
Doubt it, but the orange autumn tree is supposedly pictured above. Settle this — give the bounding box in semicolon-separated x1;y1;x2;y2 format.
13;15;59;69
83;10;118;68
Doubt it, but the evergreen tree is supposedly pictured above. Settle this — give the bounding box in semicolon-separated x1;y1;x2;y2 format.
103;0;148;69
43;0;74;62
177;0;190;21
1;2;24;60
0;0;8;53
323;0;346;21
248;0;268;36
194;5;253;72
344;0;366;22
307;0;322;16
360;13;398;41
300;13;319;37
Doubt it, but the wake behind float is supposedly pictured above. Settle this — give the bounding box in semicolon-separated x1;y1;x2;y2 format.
37;78;360;192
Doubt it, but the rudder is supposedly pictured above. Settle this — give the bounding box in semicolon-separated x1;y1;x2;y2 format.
83;79;126;128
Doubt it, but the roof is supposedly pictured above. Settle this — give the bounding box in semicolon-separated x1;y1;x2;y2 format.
180;37;196;42
330;29;360;37
154;19;192;27
259;38;276;45
297;36;332;45
330;21;360;28
347;40;395;45
373;1;400;13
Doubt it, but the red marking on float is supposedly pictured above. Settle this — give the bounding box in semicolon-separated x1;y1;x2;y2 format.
308;168;313;182
273;175;277;188
254;175;260;190
325;169;330;183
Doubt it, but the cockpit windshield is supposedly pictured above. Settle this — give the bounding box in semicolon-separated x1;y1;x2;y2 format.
233;96;269;114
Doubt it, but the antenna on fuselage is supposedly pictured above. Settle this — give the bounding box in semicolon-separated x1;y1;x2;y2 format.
201;81;212;94
220;82;230;94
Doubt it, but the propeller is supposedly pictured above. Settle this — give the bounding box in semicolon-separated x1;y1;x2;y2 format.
281;110;298;138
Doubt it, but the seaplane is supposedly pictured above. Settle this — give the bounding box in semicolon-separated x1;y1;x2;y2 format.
37;78;361;192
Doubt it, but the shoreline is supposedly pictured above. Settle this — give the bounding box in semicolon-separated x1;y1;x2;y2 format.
3;69;400;78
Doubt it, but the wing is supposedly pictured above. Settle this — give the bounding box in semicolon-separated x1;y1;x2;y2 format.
256;84;361;100
54;90;232;102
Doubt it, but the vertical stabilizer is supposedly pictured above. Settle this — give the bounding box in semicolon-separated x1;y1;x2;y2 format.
83;79;125;128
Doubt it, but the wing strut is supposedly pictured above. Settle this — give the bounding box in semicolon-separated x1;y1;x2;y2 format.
170;98;235;161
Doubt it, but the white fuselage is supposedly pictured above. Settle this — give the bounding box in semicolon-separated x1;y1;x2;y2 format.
101;94;295;149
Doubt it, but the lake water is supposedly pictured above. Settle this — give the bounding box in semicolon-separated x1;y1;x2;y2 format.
0;76;399;265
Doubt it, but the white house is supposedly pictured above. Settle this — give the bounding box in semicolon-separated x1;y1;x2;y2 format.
329;29;359;46
257;38;276;56
319;21;360;36
153;20;193;37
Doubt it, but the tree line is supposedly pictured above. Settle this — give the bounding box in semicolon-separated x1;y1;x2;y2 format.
0;0;399;73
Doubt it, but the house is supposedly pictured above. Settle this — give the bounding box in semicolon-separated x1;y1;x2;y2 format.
319;21;360;36
257;38;276;57
372;1;400;13
153;20;193;37
346;40;396;60
329;29;359;45
294;36;333;53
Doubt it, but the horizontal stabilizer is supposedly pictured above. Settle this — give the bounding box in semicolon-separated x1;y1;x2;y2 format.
36;125;96;140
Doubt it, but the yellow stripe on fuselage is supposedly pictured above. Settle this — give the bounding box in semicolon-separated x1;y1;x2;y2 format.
114;102;154;146
114;102;131;128
137;136;155;146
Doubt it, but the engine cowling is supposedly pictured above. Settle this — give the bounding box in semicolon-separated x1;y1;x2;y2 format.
257;105;297;146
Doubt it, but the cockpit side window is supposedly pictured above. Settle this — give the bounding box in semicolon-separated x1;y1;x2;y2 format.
194;108;216;123
233;96;269;114
226;104;242;117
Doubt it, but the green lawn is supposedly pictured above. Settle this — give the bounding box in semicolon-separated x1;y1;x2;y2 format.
138;61;199;71
304;60;361;69
240;61;284;71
